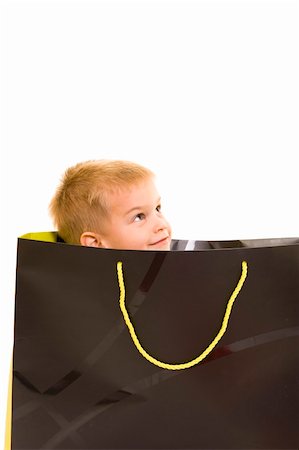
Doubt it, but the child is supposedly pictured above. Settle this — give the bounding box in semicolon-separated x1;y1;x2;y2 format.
49;159;172;250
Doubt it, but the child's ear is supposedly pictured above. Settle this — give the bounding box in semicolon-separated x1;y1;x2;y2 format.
80;232;102;248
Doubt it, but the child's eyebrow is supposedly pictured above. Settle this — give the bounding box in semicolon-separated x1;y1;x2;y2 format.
125;206;143;215
125;198;161;216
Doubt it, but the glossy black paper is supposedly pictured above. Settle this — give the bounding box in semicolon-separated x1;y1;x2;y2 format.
12;237;299;449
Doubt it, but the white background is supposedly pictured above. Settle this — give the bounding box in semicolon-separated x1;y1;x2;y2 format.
0;0;298;446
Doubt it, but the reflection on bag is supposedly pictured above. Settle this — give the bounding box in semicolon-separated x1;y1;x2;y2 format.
10;233;299;449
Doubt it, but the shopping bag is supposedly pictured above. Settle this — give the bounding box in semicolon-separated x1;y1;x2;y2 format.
8;233;299;449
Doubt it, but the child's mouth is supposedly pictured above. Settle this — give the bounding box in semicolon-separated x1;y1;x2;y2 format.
150;236;170;247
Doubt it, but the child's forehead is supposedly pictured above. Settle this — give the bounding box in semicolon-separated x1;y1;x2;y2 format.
108;177;157;195
105;179;160;205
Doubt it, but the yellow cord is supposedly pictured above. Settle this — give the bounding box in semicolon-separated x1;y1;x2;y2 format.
117;260;248;370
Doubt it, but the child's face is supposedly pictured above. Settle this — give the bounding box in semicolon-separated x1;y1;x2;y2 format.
94;178;172;250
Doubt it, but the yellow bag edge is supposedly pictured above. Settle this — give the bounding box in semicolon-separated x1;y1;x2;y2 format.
4;361;12;450
20;231;57;242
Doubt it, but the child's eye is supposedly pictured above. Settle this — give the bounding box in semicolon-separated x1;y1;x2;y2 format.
156;204;161;212
134;213;145;222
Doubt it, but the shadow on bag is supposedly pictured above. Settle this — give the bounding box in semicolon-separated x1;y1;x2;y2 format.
7;233;299;449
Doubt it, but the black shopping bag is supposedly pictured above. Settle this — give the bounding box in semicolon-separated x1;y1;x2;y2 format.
9;233;299;449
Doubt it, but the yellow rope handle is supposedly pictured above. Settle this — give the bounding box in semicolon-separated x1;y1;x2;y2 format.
117;260;248;370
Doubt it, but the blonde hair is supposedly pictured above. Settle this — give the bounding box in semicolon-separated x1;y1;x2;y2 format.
49;159;154;244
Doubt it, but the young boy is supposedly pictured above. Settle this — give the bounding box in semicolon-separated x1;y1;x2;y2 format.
49;159;172;250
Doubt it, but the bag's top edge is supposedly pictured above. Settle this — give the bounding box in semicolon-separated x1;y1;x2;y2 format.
19;231;299;250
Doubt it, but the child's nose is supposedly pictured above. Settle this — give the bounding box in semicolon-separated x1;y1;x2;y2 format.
154;215;168;232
